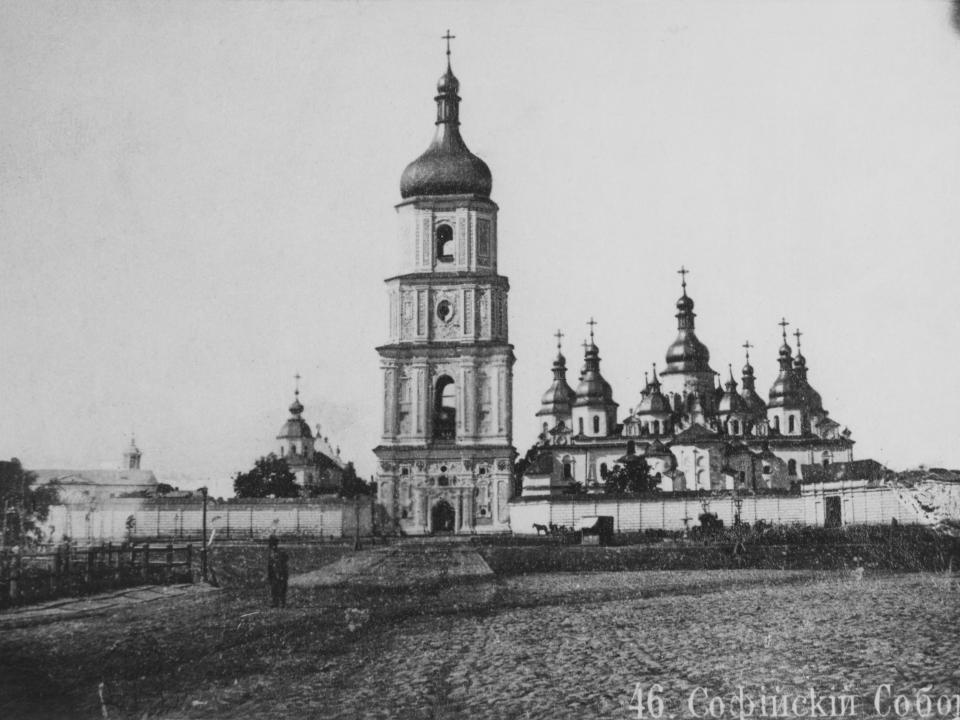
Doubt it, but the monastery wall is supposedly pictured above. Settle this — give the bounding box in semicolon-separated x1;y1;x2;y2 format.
509;486;924;534
46;497;374;543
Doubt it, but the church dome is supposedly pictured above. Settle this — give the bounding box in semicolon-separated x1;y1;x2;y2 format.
662;280;714;376
665;332;712;373
437;66;459;93
277;417;313;440
277;389;313;440
574;341;616;407
399;62;492;199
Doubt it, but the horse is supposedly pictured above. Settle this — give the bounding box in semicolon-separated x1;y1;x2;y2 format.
533;523;549;536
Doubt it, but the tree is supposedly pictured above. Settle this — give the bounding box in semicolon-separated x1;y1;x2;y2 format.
339;462;370;498
604;457;658;494
233;454;300;498
0;458;58;546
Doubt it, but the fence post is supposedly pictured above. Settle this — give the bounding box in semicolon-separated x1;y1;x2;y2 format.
9;548;22;604
250;506;254;539
85;547;95;587
142;544;150;581
186;544;193;579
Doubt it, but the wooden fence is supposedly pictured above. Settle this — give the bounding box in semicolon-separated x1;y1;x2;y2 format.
0;542;195;608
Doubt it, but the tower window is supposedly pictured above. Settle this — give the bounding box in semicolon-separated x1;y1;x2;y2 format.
578;417;584;435
563;462;573;480
652;420;660;435
788;415;796;434
772;416;780;432
436;299;452;322
788;459;797;476
434;375;456;440
592;416;600;434
600;463;608;479
436;224;454;262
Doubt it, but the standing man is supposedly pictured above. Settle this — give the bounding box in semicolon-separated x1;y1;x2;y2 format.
266;535;289;608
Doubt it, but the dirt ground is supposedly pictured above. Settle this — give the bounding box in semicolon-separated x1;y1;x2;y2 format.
1;542;957;720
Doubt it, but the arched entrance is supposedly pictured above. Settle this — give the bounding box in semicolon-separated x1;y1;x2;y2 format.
431;499;456;533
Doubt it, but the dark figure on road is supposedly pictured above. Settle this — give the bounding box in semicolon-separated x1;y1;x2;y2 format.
267;535;289;608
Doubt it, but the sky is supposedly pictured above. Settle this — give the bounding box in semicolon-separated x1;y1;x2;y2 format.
2;1;960;499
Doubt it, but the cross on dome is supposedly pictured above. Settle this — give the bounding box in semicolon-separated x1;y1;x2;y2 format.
677;266;689;295
442;29;456;59
587;317;597;343
743;340;753;362
554;328;564;351
793;328;803;352
778;317;790;343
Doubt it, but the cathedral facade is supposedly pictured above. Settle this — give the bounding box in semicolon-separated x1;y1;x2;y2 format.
523;274;854;497
374;50;515;534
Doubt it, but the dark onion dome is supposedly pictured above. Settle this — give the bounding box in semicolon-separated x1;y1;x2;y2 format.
574;341;616;407
663;291;714;375
399;62;492;199
277;392;313;439
537;350;576;417
768;341;803;408
718;368;748;415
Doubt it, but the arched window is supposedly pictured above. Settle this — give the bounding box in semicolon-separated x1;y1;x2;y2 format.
578;417;584;435
592;415;600;434
434;375;456;440
652;420;660;435
788;459;797;476
731;420;740;435
562;457;573;480
600;462;608;479
788;415;796;434
772;416;780;432
626;440;636;455
436;224;454;262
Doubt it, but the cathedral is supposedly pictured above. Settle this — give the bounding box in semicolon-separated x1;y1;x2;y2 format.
374;40;515;534
523;272;855;496
373;39;856;534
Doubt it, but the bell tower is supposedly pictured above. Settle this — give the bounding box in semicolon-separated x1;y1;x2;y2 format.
374;36;515;534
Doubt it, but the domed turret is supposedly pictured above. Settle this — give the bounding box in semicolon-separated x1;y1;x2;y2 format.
718;366;748;415
575;340;614;406
399;52;492;199
768;320;803;409
739;340;767;418
662;268;713;375
277;385;313;442
636;364;671;415
537;330;576;422
122;435;142;470
571;319;618;436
